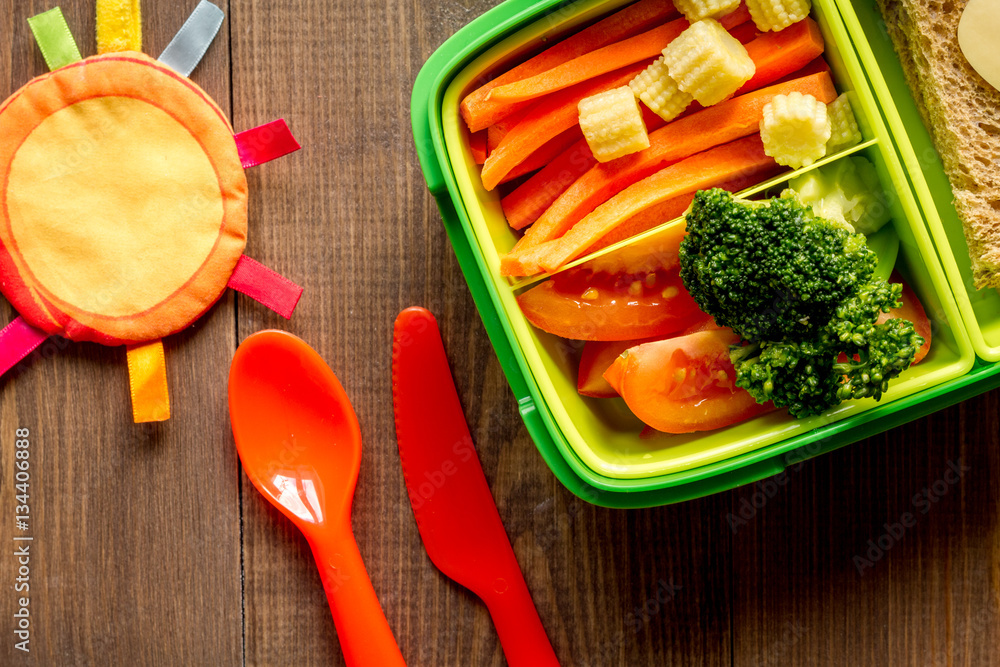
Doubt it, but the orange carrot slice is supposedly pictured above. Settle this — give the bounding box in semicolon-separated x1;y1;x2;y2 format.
506;134;776;276
487;107;528;154
727;20;761;44
500;106;666;229
461;0;680;132
487;6;752;106
470;130;488;164
582;162;783;254
502;137;595;229
500;126;584;184
480;62;648;191
497;27;825;227
512;71;836;250
772;55;830;84
502;153;773;277
736;18;824;96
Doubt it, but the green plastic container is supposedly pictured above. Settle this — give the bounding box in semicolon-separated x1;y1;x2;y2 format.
411;0;1000;507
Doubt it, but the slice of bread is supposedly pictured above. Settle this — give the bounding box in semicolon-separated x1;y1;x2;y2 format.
877;0;1000;289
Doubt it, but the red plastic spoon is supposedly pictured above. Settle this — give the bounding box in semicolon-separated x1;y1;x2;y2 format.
228;330;406;667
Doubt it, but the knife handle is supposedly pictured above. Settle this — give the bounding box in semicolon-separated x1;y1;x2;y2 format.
309;523;407;667
481;560;561;667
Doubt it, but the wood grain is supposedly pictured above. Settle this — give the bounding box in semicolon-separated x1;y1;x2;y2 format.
0;1;998;666
0;2;241;665
732;391;1000;666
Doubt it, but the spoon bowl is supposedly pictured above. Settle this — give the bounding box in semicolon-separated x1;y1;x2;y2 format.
228;330;406;667
229;330;359;528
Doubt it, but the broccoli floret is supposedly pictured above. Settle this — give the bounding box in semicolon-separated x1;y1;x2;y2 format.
680;189;878;341
731;281;922;418
828;281;921;404
835;318;920;403
730;339;843;419
679;188;923;419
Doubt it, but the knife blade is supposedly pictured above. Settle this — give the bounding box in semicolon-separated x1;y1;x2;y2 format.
392;306;559;666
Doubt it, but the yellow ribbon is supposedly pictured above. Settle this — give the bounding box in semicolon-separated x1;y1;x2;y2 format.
126;339;170;423
96;0;142;54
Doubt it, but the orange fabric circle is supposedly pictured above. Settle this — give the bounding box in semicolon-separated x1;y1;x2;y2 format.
0;52;247;345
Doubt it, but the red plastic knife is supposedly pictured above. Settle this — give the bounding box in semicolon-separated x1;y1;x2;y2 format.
391;307;560;666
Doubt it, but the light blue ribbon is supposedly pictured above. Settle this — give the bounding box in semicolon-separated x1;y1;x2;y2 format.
158;1;225;78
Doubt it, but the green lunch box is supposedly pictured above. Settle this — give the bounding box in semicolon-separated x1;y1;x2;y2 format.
411;0;1000;508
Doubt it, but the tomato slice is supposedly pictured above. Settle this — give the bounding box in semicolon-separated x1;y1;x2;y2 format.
604;329;774;433
517;221;704;341
578;312;716;397
878;274;931;364
579;338;653;397
517;267;704;341
680;315;722;335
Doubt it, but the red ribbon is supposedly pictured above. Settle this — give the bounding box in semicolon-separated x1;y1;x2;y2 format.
227;255;303;319
234;119;301;169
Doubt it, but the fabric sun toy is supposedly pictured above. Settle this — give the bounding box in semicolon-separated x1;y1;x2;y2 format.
0;1;304;422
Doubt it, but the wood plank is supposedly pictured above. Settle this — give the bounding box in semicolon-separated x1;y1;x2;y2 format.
732;391;1000;665
232;0;732;664
0;2;241;664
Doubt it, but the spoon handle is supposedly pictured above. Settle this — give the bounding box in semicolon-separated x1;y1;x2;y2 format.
309;525;407;666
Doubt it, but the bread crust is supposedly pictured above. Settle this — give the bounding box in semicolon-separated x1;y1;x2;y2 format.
877;0;1000;289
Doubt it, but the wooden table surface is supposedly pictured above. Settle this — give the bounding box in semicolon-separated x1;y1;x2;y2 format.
2;1;999;665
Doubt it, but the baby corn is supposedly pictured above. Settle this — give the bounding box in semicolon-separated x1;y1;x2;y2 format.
826;93;863;153
760;91;831;168
662;19;756;107
578;86;651;162
745;0;811;32
629;57;693;122
673;0;742;22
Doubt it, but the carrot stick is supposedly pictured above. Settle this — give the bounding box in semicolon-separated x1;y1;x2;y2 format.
582;162;782;253
501;106;666;229
585;193;692;254
500;126;583;184
498;29;825;230
488;125;503;153
470;130;488;164
735;18;824;96
501;155;764;278
461;0;680;132
486;126;505;155
480;62;648;191
487;108;528;153
772;55;830;84
487;6;752;106
511;71;836;250
502;138;595;229
506;134;777;275
727;20;760;45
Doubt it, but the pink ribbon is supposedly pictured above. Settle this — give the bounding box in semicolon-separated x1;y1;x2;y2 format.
0;317;50;377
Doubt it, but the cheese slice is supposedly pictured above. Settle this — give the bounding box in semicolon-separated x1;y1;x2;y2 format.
958;0;1000;92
